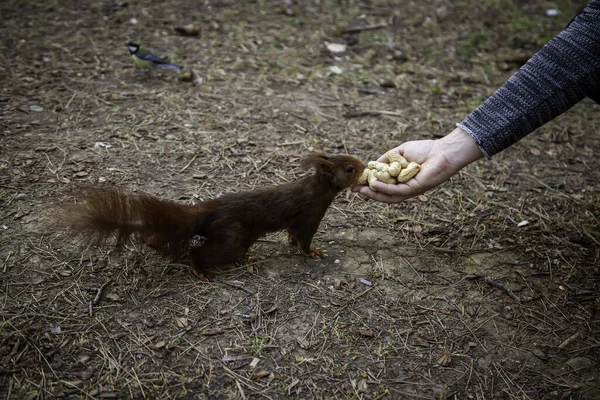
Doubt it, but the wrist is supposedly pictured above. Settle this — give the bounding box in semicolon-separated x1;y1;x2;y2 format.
437;126;484;170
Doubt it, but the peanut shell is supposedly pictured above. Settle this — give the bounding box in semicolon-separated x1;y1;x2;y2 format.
396;162;420;183
385;151;409;168
388;162;401;177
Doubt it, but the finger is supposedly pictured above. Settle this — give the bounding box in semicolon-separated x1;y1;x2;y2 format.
377;144;407;163
369;180;419;197
376;154;389;163
356;186;408;204
396;142;407;155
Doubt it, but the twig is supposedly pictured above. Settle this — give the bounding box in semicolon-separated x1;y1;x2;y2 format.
2;251;12;273
558;331;581;349
220;280;254;295
65;91;77;109
342;23;386;33
484;277;520;303
343;110;403;118
89;279;113;316
179;154;198;174
236;380;246;400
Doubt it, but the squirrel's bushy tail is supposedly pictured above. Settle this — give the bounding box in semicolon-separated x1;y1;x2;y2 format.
61;187;204;256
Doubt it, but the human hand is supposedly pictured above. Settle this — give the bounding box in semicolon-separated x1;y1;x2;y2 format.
352;127;484;203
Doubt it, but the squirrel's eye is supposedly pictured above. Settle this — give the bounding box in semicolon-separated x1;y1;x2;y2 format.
345;166;355;173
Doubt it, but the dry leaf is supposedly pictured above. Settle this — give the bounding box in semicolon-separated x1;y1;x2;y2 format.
435;349;452;367
78;367;94;380
174;24;201;37
110;332;128;341
78;354;90;363
251;369;271;380
357;379;368;392
297;337;310;349
105;293;121;301
175;317;188;328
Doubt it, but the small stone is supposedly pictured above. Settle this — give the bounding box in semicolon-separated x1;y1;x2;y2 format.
329;66;343;75
359;278;372;286
29;105;44;112
392;50;408;62
325;42;347;54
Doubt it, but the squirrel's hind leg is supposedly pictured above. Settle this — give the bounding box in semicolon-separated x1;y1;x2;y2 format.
189;229;249;280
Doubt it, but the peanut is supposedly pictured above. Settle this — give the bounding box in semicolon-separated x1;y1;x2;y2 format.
357;168;370;185
374;171;397;185
367;170;379;191
358;153;421;188
367;161;389;172
396;162;420;183
388;162;401;177
385;151;409;168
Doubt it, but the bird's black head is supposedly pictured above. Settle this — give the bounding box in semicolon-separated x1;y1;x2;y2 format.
127;43;140;54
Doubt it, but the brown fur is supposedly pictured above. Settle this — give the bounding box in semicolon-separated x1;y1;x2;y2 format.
59;153;365;277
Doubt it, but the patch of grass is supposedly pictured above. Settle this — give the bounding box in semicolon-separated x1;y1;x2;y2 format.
247;335;271;356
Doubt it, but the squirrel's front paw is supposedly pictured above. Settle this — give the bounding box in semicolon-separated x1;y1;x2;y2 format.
306;248;327;259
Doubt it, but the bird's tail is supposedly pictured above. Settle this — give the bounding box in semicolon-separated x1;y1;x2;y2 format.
158;63;183;71
60;187;204;256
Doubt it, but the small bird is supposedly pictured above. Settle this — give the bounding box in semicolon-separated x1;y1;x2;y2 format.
127;43;183;71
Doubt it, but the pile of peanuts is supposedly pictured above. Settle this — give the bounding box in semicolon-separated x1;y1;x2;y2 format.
358;151;421;191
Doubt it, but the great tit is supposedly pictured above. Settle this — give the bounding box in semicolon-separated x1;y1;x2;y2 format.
127;43;183;71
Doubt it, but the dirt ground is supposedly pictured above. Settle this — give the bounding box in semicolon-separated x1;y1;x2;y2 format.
1;0;599;399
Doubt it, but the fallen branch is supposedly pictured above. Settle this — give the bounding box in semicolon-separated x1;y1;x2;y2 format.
484;277;520;303
342;23;386;33
89;279;113;316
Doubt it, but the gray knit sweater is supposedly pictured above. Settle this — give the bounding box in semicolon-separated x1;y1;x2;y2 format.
458;0;600;157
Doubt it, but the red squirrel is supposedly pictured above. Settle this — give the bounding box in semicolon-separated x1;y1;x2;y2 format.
61;153;365;278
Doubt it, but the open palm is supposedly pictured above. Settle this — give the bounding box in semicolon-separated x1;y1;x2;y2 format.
352;128;484;203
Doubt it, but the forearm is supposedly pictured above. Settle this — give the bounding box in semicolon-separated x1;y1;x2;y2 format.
459;0;600;157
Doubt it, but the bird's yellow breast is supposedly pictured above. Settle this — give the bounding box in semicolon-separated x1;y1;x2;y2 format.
131;54;155;69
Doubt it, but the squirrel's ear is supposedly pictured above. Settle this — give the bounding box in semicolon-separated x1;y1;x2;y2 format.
301;153;334;171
